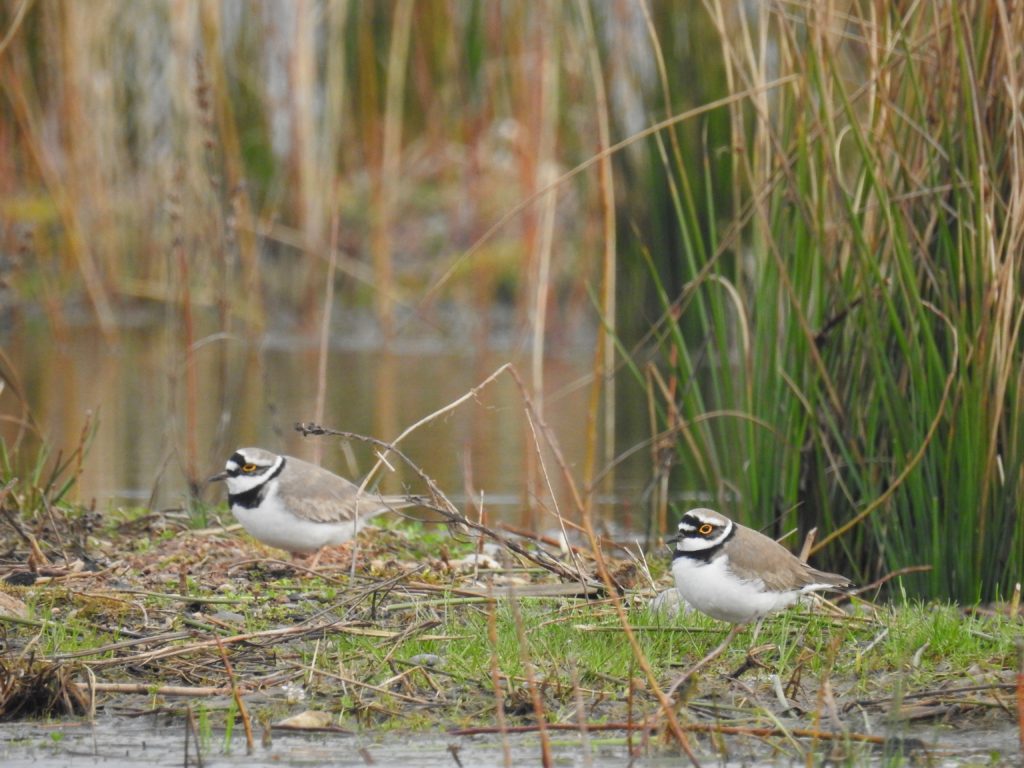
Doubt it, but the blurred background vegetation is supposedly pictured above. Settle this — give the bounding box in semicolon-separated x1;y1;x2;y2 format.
0;1;1021;603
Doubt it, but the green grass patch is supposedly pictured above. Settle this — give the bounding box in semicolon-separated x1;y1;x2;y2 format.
0;516;1017;764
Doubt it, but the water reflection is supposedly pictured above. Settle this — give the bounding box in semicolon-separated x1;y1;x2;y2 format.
2;314;661;533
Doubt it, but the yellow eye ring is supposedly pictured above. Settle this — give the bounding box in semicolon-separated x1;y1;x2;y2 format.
698;523;714;535
242;463;257;472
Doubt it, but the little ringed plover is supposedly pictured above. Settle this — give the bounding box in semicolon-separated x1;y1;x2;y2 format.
669;508;851;624
209;446;426;558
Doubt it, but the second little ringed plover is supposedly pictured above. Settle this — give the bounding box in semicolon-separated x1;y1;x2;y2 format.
669;508;851;624
209;446;426;557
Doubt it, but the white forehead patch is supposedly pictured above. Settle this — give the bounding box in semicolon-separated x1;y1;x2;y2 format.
681;508;729;527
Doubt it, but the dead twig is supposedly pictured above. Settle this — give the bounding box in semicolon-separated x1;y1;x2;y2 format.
849;565;933;597
299;664;432;705
184;704;204;768
295;421;602;590
73;682;239;697
83;619;358;670
848;682;1018;709
215;635;254;754
665;624;744;701
498;366;701;765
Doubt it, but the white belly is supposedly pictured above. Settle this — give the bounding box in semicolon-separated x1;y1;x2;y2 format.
671;554;799;624
231;490;360;554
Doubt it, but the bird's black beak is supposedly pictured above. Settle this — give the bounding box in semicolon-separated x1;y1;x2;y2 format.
207;471;228;484
666;532;680;545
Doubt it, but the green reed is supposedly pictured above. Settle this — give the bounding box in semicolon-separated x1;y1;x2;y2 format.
628;3;1023;602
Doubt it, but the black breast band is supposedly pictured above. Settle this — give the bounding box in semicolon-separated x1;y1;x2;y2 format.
228;458;287;510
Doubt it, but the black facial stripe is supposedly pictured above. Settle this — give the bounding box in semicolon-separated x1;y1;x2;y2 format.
228;457;287;509
672;519;736;563
677;518;722;538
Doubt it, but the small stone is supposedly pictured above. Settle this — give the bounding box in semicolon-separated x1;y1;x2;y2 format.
448;553;502;572
0;590;28;618
211;610;245;624
649;588;692;618
407;653;442;667
275;710;333;729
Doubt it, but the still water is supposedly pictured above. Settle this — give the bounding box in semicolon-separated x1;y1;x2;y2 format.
1;308;660;533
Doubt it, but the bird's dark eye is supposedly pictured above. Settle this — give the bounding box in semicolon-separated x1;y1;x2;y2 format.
698;523;714;535
242;463;257;472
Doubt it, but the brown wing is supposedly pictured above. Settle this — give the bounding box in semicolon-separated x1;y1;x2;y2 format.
725;523;852;592
278;456;419;524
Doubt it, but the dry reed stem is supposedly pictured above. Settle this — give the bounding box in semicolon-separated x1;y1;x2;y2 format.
577;0;617;512
296;365;609;590
497;368;700;765
301;664;430;706
296;366;695;760
81;618;356;671
0;0;33;56
184;704;204;768
195;3;262;329
215;635;254;754
798;528;817;562
645;366;673;539
0;55;116;338
848;565;932;597
521;400;589;580
312;214;340;467
665;623;744;703
171;193;199;494
291;0;319;260
527;3;559;415
449;720;898;747
356;362;514;494
72;682;238;697
420;76;798;307
371;0;414;337
848;682;1020;710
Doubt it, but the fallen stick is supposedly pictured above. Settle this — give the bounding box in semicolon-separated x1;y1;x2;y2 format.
295;421;603;590
849;565;933;596
54;631;193;660
849;681;1017;709
449;721;900;746
73;683;239;697
216;634;255;753
82;619;360;670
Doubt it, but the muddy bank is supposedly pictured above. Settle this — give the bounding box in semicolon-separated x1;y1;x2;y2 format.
0;510;1020;766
